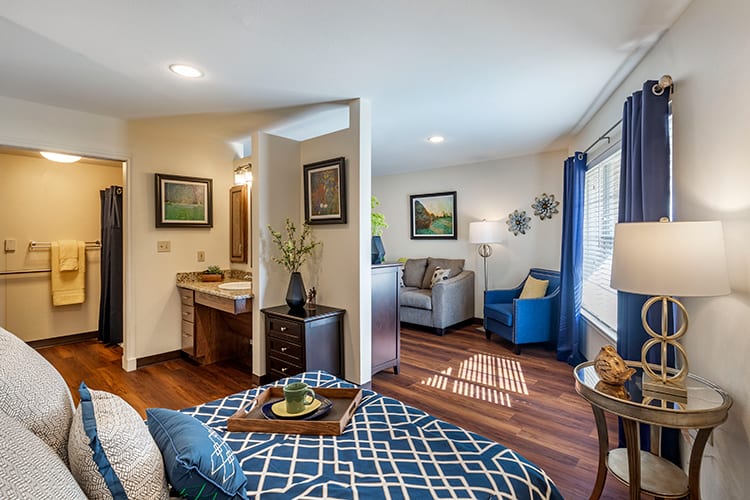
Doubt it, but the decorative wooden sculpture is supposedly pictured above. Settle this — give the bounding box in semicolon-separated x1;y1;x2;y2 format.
594;345;636;386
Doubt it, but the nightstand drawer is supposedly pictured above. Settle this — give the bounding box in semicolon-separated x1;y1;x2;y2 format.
268;355;303;378
179;289;194;306
181;305;194;323
267;317;302;341
267;335;302;362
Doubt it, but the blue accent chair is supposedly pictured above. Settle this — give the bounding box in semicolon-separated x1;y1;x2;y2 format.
483;268;561;354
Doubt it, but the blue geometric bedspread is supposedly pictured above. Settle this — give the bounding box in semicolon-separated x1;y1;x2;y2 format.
181;371;563;500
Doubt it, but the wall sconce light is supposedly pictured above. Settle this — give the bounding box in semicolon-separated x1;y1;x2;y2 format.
234;163;252;185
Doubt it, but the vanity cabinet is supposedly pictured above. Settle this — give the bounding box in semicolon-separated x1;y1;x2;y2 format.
229;184;248;263
263;305;344;381
179;288;200;358
178;287;252;368
371;263;401;375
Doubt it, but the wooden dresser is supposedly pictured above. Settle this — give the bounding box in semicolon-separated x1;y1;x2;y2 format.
262;305;345;381
371;263;401;375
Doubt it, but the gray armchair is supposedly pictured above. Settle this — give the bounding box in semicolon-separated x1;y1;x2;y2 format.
399;258;475;335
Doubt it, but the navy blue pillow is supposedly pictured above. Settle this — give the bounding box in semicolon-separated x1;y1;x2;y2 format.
146;408;248;500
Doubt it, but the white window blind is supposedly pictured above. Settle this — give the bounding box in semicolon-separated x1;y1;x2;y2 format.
582;148;621;332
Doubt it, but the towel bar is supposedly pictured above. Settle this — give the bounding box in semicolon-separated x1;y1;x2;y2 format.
28;240;101;250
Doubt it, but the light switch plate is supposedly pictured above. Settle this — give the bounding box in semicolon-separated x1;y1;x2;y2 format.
157;240;171;252
197;250;205;262
4;239;16;252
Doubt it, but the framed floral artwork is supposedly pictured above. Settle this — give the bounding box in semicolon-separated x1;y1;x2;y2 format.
303;157;347;225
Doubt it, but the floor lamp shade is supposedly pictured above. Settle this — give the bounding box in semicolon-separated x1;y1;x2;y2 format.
469;220;503;292
610;220;730;400
469;220;504;246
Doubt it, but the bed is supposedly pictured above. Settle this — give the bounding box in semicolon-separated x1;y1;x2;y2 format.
0;324;561;499
180;370;563;499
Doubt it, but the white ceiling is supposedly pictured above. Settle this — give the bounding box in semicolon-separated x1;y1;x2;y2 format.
0;1;691;175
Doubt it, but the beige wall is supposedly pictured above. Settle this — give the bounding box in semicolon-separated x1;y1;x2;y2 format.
0;153;122;341
300;100;372;384
571;0;750;496
373;149;566;317
126;118;235;365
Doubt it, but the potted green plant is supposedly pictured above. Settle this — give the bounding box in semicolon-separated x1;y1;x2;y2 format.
371;196;388;264
268;218;319;309
200;265;224;282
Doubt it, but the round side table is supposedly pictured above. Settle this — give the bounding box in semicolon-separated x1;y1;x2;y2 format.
574;361;731;500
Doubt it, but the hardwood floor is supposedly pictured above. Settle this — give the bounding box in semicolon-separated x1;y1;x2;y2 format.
38;325;630;499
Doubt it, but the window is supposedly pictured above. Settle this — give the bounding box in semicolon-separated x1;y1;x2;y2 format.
582;147;620;333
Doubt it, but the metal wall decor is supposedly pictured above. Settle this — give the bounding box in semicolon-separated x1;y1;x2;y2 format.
531;193;559;220
506;209;531;236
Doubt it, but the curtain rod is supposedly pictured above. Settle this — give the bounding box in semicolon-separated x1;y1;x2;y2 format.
582;75;673;155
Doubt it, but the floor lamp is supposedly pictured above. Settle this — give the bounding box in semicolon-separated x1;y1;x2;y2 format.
470;220;504;331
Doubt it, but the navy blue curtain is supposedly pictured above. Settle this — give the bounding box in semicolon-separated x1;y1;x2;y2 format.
98;186;123;345
558;152;586;364
616;80;679;464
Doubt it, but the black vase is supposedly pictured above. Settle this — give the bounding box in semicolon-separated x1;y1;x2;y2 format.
371;236;385;265
285;272;306;309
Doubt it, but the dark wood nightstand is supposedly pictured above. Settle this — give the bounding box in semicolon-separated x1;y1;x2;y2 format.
262;305;345;381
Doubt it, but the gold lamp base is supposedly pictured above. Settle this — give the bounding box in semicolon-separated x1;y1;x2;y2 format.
642;375;687;404
640;295;690;403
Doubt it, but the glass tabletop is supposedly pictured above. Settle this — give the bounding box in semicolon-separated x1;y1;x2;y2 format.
575;361;728;413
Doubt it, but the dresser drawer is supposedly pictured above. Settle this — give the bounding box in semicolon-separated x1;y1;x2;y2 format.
181;305;194;323
179;289;194;306
268;355;303;378
266;316;302;342
267;335;303;362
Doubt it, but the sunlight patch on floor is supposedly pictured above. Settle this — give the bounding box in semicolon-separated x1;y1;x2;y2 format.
419;353;528;407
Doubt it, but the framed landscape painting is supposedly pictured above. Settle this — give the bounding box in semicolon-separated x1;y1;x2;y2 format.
155;173;213;228
303;157;347;225
410;191;457;239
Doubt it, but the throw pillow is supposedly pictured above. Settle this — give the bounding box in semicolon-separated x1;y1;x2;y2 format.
68;383;169;500
0;326;75;464
430;268;451;288
146;408;249;500
519;275;549;299
421;258;464;289
0;411;88;499
402;258;428;287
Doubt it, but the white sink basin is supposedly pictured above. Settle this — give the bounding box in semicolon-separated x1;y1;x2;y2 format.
217;281;252;291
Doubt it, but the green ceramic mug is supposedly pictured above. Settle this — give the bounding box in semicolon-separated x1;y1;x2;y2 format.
283;382;316;414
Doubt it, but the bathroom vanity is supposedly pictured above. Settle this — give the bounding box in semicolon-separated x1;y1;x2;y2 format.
176;273;253;368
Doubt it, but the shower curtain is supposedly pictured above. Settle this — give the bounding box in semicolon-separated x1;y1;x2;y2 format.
98;186;123;345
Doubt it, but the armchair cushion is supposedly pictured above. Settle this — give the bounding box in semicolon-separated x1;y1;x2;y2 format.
519;275;549;299
402;258;428;287
485;303;513;326
421;258;464;289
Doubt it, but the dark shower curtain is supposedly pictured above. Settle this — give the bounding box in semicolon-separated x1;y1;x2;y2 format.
99;186;123;345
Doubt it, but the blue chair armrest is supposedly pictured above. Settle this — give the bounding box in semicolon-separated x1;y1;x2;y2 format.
485;285;522;304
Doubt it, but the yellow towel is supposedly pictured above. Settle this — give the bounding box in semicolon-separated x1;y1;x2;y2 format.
58;240;80;271
51;241;86;306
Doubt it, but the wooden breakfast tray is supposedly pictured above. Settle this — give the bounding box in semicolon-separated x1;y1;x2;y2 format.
227;387;362;436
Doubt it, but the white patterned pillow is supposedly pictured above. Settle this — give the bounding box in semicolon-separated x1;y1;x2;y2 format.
0;326;74;464
430;268;451;288
68;383;169;500
0;411;87;499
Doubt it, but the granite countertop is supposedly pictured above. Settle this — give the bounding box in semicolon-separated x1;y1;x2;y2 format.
176;270;253;300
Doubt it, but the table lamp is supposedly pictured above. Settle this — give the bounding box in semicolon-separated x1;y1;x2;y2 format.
469;220;504;292
610;219;730;400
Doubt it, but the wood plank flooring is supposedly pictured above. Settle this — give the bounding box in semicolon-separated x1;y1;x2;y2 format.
38;324;631;499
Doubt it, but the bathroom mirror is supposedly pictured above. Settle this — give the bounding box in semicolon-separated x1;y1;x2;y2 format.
230;184;248;263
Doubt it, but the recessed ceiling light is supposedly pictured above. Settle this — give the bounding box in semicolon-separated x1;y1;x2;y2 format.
40;151;81;163
427;136;445;144
169;64;204;78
